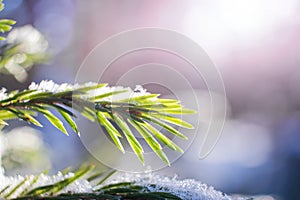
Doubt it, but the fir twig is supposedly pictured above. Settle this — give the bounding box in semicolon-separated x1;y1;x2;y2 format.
0;80;196;164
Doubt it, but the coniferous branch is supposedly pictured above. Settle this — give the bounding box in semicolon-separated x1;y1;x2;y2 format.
0;80;196;165
0;166;182;200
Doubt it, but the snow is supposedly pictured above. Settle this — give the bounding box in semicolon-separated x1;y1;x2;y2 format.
28;80;75;93
0;172;230;199
0;88;7;101
28;80;151;101
0;171;276;200
107;173;232;200
105;173;276;200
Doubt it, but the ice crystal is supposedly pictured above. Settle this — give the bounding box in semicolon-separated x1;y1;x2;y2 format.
28;80;74;93
107;173;232;200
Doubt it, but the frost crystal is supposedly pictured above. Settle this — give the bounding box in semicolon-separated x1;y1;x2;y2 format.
0;88;8;101
28;80;74;93
28;80;150;101
134;85;147;93
107;173;232;200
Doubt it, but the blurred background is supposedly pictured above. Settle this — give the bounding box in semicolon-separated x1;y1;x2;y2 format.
0;0;300;199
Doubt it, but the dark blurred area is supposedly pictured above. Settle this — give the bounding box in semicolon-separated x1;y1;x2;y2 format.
0;0;300;199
